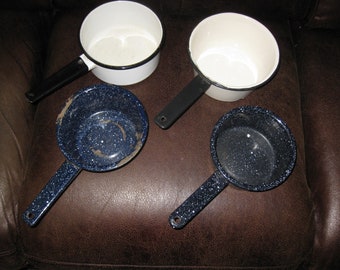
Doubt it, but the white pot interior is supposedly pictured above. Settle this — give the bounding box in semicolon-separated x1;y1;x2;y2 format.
80;1;163;67
189;13;279;89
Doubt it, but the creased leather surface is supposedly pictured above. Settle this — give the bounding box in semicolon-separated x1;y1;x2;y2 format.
297;28;340;270
163;0;311;20
306;0;340;29
18;7;314;269
0;10;48;268
51;0;310;20
0;0;51;9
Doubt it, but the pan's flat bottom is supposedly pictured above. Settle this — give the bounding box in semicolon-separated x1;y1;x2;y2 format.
76;110;137;169
216;126;275;185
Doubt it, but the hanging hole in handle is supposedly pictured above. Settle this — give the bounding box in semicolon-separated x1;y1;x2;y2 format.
26;92;35;98
26;212;35;220
25;92;36;103
159;115;167;122
170;216;182;227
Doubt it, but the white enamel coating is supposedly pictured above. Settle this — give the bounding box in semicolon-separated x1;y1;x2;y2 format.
89;53;160;85
189;13;279;101
79;1;163;85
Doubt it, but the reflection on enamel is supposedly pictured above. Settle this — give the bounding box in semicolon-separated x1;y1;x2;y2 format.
88;27;157;66
197;47;258;88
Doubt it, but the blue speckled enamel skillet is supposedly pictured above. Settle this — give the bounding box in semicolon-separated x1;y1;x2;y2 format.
169;106;296;229
23;85;148;227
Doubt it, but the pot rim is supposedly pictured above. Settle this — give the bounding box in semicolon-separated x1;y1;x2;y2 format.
79;1;165;70
188;12;280;91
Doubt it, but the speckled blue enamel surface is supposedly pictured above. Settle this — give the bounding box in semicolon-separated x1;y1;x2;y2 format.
23;84;148;226
169;106;296;229
169;171;229;229
57;84;148;171
23;161;80;226
211;106;296;191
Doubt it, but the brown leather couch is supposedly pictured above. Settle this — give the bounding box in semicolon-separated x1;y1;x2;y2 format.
0;0;339;269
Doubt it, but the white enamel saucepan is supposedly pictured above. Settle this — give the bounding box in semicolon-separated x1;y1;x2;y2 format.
155;13;279;129
26;1;164;103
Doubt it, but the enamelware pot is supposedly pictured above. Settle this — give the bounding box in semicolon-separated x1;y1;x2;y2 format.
23;84;148;226
155;13;279;129
26;1;164;103
169;106;296;229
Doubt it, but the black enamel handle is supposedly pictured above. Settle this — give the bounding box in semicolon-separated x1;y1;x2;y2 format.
169;171;229;229
154;75;210;129
25;57;89;103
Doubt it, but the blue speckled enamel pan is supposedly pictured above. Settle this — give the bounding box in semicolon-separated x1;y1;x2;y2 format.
23;85;148;226
169;106;296;229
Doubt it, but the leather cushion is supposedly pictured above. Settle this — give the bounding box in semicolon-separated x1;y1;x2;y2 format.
297;28;340;269
19;8;314;269
0;9;47;268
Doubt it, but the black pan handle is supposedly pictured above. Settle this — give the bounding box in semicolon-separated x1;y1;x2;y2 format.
25;57;90;103
22;160;81;227
154;75;210;129
169;170;229;229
